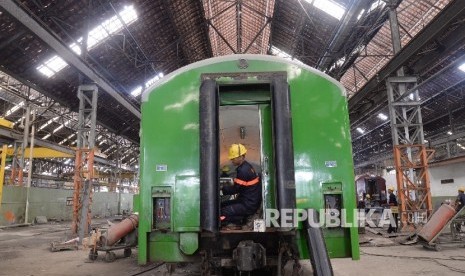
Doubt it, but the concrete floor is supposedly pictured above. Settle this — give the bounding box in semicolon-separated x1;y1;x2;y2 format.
0;221;464;276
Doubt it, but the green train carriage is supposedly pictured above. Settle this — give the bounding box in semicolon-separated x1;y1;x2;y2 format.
138;54;359;274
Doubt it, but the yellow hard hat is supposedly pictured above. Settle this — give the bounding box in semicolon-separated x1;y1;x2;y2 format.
388;186;395;191
228;143;247;160
366;194;371;199
221;165;230;172
459;187;465;192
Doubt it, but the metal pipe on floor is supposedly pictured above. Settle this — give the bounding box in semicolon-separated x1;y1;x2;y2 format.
100;214;139;246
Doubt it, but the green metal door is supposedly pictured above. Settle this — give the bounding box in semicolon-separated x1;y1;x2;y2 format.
259;104;276;216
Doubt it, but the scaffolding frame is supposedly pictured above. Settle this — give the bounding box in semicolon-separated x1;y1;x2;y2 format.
386;0;433;230
71;84;98;241
393;144;434;228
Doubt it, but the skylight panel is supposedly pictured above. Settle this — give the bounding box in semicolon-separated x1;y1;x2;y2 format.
45;56;67;72
103;16;124;34
36;5;138;77
88;25;109;49
313;0;345;20
459;63;465;72
356;127;365;134
119;5;138;25
36;56;68;78
36;65;55;78
90;5;137;48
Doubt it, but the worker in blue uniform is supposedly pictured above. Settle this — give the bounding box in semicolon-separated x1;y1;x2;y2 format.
220;143;261;229
454;187;465;233
387;186;398;234
455;187;465;212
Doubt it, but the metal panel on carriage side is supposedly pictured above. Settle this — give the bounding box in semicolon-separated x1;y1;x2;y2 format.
173;175;200;232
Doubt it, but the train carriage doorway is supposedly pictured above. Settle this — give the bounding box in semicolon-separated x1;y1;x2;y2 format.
218;104;274;229
199;77;295;233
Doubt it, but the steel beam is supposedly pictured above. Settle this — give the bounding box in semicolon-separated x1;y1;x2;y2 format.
0;126;114;166
317;0;372;71
348;0;465;111
5;147;73;158
0;0;141;119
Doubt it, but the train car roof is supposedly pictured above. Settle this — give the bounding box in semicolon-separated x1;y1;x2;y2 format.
142;54;346;102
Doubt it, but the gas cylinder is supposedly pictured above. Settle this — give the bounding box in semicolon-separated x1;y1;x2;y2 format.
418;204;456;242
100;214;139;246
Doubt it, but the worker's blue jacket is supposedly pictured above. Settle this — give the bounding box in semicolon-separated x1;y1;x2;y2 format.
222;160;261;212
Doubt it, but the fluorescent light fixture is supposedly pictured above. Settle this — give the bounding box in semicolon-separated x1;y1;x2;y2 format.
369;0;385;12
103;144;117;154
37;5;138;77
313;0;345;20
131;86;143;97
130;72;165;97
447;131;453;135
408;93;414;100
378;113;388;120
145;73;163;88
357;9;365;20
5;101;25;117
52;125;64;133
459;63;465;72
356;127;365;134
38;117;58;131
270;46;305;65
424;140;428;143
58;133;75;145
12;118;22;126
42;133;51;140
